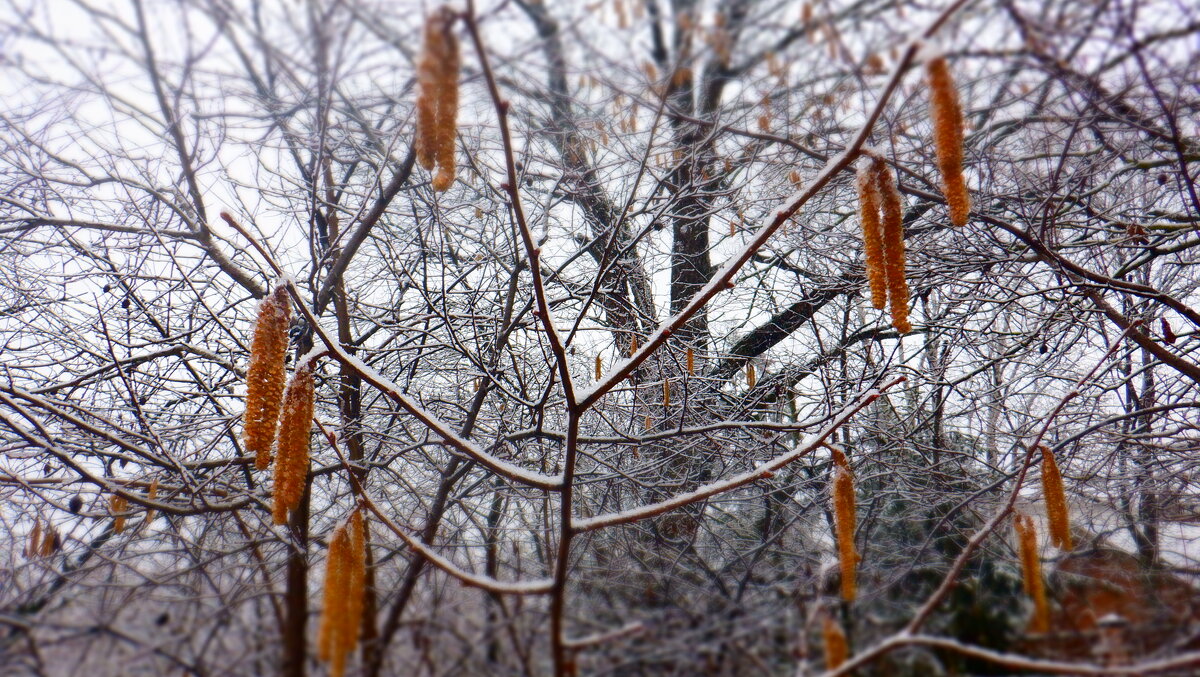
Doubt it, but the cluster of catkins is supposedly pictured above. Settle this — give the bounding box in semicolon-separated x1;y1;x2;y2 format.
856;54;970;333
416;8;461;192
318;510;367;677
242;284;313;525
243;283;368;675
25;519;60;558
827;444;1076;661
1013;446;1074;633
100;478;158;538
857;156;910;333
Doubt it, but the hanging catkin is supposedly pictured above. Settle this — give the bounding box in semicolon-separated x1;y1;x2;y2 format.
686;347;694;375
142;478;159;530
273;360;315;525
662;378;671;407
595;355;603;381
318;511;367;677
822;615;848;670
871;158;911;333
318;525;348;665
27;519;41;558
1015;513;1049;633
1041;446;1072;551
746;362;756;389
245;285;292;470
432;24;460;194
856;161;887;310
415;8;460;192
342;511;366;664
927;55;970;226
40;526;58;557
110;494;129;534
831;448;857;601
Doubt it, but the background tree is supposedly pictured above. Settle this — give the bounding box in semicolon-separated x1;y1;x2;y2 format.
2;0;1200;676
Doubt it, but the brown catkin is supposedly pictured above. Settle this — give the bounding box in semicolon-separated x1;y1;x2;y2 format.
272;361;315;525
671;67;692;88
142;478;159;530
822;616;849;670
1015;514;1049;633
40;527;58;557
416;10;447;170
927;56;970;226
856;162;887;310
27;519;41;558
1041;446;1073;551
245;285;292;470
595;355;603;381
415;62;438;172
629;335;639;356
832;461;857;601
871;159;911;333
110;494;129;534
416;8;460;190
686;347;694;375
432;19;459;191
663;378;671;408
318;511;367;677
746;362;756;389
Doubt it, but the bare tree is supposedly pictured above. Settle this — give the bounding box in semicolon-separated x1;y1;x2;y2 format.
2;0;1200;676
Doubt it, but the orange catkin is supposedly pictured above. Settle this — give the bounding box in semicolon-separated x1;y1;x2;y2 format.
318;511;367;677
318;523;349;665
342;512;366;662
686;347;694;375
830;445;850;472
272;361;315;525
416;8;460;191
871;159;911;333
746;362;756;389
822;615;849;670
244;285;292;470
1041;446;1072;551
1015;513;1049;633
595;355;603;382
856;162;887;310
927;56;970;226
832;457;857;601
